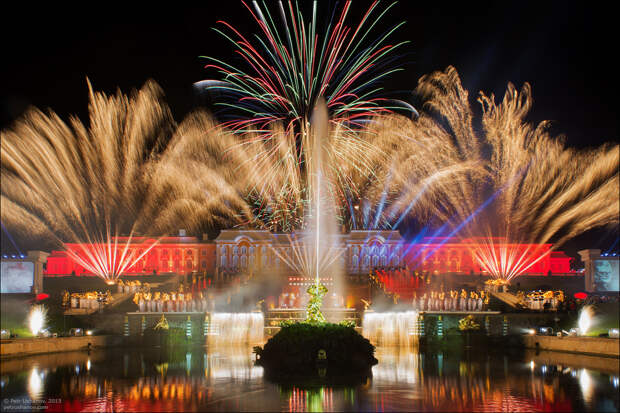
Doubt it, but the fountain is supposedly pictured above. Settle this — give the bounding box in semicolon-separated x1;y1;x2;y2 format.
254;100;378;378
207;313;264;345
362;311;418;347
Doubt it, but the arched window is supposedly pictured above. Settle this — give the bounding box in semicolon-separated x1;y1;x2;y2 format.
363;255;370;267
221;245;227;255
352;255;359;267
353;246;359;255
233;256;238;268
241;246;247;255
241;256;247;268
233;246;239;255
249;246;255;255
220;256;227;267
372;256;379;267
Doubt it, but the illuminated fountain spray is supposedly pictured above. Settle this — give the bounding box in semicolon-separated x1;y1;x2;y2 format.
207;313;264;346
362;311;418;347
578;305;595;335
311;99;328;289
28;305;47;336
271;99;345;319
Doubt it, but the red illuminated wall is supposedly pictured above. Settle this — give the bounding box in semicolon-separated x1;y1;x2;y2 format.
44;237;216;277
43;234;572;277
401;238;572;276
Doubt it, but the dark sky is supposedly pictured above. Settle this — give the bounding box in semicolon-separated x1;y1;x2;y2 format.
1;1;618;255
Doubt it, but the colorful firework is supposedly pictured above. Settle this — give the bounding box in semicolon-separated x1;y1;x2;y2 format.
198;0;411;134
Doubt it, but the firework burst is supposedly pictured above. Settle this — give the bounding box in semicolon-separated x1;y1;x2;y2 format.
198;0;411;134
381;67;619;281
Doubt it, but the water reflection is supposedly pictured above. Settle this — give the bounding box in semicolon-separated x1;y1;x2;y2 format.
0;346;618;412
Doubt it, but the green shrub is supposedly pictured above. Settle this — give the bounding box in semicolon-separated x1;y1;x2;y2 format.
256;322;377;373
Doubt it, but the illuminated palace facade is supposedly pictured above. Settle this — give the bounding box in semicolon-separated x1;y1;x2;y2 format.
44;230;572;277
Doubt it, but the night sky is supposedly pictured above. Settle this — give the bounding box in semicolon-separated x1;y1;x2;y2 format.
1;1;618;256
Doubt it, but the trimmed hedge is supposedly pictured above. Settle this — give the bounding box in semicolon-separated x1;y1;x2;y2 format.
255;322;377;373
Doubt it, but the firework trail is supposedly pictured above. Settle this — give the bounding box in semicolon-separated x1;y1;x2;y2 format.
1;80;172;242
0;81;240;282
360;66;619;280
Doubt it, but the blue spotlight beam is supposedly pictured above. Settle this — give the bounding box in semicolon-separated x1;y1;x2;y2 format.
1;221;23;256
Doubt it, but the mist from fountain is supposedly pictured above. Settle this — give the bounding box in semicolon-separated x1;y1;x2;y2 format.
362;311;419;347
207;313;264;346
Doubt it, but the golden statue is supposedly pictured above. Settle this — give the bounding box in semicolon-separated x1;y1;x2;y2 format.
154;314;169;331
61;290;70;307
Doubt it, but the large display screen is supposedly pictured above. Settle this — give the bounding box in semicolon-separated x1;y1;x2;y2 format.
0;261;34;293
592;259;619;292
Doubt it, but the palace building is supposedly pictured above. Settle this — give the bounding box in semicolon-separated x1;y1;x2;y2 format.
43;230;573;278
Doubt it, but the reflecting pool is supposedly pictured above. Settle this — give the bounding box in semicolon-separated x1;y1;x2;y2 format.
0;346;618;412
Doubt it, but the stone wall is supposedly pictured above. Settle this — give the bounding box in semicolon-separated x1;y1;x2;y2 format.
523;335;619;357
0;335;123;358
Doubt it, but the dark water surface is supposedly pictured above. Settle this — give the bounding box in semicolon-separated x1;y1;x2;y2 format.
1;345;618;412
